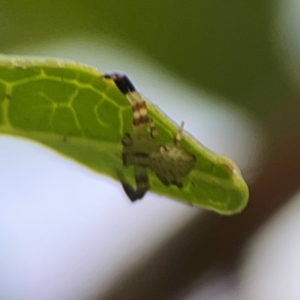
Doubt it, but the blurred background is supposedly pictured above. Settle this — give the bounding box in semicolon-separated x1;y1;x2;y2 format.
0;0;300;299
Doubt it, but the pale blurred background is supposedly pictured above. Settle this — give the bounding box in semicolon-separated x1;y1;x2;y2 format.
0;1;299;299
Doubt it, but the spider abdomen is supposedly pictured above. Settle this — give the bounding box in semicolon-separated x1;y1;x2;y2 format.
150;146;196;186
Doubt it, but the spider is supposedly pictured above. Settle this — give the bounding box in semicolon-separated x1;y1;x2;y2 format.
104;73;196;201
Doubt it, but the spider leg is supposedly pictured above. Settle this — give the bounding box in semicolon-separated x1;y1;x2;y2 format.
116;167;149;202
104;73;150;127
174;121;184;144
105;73;153;201
105;73;157;141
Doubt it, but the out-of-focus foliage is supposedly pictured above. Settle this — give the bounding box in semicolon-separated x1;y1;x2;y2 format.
0;1;292;122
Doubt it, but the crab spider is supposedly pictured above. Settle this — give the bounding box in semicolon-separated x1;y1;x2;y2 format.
104;73;196;202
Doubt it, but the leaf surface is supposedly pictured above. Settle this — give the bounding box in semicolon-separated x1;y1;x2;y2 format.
0;56;249;214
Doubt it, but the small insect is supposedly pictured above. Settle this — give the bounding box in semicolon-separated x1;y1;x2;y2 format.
104;73;196;201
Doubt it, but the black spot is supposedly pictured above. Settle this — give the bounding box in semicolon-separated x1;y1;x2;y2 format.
104;73;136;94
121;181;146;202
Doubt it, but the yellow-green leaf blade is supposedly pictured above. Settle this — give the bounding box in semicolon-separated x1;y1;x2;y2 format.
0;56;249;214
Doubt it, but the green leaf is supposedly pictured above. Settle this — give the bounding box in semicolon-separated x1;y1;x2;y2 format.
0;56;249;214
